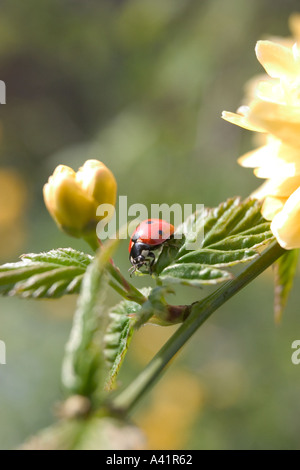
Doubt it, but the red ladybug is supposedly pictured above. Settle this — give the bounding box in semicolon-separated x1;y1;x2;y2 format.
129;219;175;274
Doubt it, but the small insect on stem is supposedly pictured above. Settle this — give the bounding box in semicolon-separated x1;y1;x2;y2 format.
128;219;175;276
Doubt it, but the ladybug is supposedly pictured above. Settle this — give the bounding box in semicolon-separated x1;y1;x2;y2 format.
129;219;175;275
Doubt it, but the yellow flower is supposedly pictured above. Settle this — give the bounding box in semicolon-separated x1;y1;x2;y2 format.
271;187;300;249
44;160;117;238
222;14;300;249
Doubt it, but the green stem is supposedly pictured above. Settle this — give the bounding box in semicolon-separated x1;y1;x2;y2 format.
84;233;101;252
108;280;130;300
111;241;285;414
84;234;146;304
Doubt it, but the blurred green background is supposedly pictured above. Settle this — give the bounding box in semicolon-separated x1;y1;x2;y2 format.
0;0;300;450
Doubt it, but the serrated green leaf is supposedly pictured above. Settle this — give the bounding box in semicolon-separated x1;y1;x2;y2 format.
202;197;251;247
176;248;258;267
273;249;299;323
22;249;92;267
103;286;157;390
230;222;271;236
0;248;92;298
174;198;270;258
228;203;265;235
208;230;273;251
104;284;183;390
62;239;119;401
104;285;177;390
154;198;274;288
104;300;140;391
174;208;207;256
154;238;184;274
198;198;267;250
159;263;232;286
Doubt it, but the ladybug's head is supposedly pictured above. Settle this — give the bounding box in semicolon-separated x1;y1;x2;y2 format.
129;242;150;267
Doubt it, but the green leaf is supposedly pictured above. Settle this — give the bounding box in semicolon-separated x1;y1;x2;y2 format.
208;228;273;251
176;197;269;257
159;263;233;286
103;286;175;389
202;197;264;247
0;248;92;298
175;248;258;267
104;300;140;391
104;286;180;390
153;238;184;274
62;239;119;401
273;249;299;323
154;198;274;288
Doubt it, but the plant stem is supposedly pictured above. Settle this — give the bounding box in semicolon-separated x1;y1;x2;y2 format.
108;280;130;300
84;234;146;304
111;240;285;414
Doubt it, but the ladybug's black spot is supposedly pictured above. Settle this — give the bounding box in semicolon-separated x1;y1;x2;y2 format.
158;230;163;236
146;220;153;224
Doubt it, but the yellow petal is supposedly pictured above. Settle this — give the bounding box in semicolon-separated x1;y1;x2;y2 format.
44;170;96;237
221;110;266;132
271;186;300;249
43;182;54;216
261;196;286;220
44;161;118;238
238;139;281;168
249;100;300;123
244;74;271;101
52;164;76;179
254;163;297;179
238;137;300;178
252;175;300;199
263;36;295;49
76;159;117;207
255;40;300;80
255;79;285;104
241;140;300;179
247;100;300;148
43;165;77;221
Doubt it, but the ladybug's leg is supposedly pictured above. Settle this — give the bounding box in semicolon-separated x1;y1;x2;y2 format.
128;264;137;277
148;251;156;274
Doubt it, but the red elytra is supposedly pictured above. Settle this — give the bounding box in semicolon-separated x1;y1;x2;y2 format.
129;219;175;252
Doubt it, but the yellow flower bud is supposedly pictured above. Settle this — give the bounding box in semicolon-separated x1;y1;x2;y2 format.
76;160;117;208
43;161;117;238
